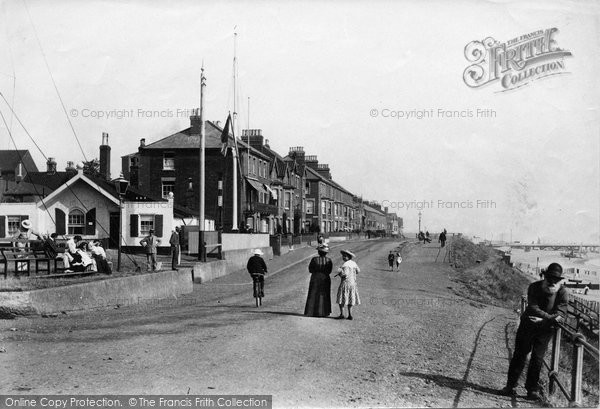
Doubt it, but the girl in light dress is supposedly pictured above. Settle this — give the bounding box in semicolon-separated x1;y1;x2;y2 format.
335;249;361;320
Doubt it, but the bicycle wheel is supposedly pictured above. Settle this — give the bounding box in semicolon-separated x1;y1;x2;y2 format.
253;280;260;307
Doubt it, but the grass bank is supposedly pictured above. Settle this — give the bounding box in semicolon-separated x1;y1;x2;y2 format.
449;237;531;309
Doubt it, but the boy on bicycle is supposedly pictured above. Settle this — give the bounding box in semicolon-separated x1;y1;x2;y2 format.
247;249;268;298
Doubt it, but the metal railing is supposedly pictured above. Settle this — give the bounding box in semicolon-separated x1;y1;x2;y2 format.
520;296;599;407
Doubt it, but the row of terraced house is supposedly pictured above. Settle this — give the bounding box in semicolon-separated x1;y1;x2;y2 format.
0;111;401;245
121;111;402;237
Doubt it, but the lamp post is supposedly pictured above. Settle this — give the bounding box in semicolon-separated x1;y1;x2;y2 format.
418;210;422;235
112;173;130;272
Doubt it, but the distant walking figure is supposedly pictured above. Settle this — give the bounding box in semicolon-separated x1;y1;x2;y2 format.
439;230;447;248
395;251;402;272
335;249;361;320
501;263;568;401
304;245;333;317
387;251;395;271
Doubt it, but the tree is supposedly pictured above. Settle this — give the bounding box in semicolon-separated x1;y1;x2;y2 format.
83;158;102;179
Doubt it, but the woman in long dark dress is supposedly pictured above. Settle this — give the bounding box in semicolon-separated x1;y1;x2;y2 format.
304;245;333;317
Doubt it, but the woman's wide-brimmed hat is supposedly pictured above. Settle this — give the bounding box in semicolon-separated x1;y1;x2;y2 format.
21;219;32;230
317;244;330;253
340;249;355;259
253;248;264;256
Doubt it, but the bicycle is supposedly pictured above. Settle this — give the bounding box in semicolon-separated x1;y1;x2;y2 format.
251;273;264;307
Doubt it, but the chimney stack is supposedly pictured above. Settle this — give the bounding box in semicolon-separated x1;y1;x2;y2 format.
65;161;76;177
288;147;305;164
46;157;57;174
316;163;331;180
140;138;146;148
190;108;202;133
241;129;264;148
99;132;111;180
305;155;318;170
15;161;24;182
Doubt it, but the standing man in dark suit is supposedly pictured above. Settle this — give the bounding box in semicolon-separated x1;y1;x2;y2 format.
501;262;568;401
169;226;180;270
140;229;161;271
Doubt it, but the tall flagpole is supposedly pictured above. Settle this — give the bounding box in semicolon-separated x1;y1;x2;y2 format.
199;64;207;260
231;28;239;231
199;65;206;230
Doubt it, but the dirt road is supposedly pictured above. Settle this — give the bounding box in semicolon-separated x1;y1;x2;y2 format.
0;239;542;408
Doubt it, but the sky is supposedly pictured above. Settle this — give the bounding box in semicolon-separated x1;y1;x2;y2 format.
0;0;598;243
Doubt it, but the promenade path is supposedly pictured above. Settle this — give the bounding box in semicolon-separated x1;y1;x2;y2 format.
0;238;553;408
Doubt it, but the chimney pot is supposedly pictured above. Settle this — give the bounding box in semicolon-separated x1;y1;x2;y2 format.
140;138;146;147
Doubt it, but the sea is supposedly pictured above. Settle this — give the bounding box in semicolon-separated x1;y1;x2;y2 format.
508;248;599;301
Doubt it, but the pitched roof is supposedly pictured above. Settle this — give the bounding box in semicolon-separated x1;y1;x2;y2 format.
363;203;385;216
0;150;39;173
142;121;223;150
134;120;270;160
24;171;73;191
23;171;164;203
3;181;49;197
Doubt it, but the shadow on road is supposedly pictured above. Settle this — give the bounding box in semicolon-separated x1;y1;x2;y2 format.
397;371;500;396
243;310;306;317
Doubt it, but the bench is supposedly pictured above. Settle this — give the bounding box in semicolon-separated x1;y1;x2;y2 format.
1;247;52;278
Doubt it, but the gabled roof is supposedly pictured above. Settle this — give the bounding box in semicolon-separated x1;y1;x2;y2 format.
3;181;49;197
363;203;386;216
22;170;164;204
24;171;73;191
142;121;224;150
0;150;39;173
138;120;270;160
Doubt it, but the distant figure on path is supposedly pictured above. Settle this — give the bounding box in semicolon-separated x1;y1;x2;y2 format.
501;262;568;401
304;245;333;317
395;250;402;272
387;251;395;271
140;229;161;271
247;249;268;299
335;249;361;320
439;230;447;248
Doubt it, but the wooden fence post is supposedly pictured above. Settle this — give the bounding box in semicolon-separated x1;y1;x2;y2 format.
570;333;585;407
549;325;561;395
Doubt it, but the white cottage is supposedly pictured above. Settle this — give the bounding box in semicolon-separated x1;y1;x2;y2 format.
0;166;176;250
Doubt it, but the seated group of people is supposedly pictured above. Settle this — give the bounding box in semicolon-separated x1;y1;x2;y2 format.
61;235;111;274
12;219;111;274
42;234;111;274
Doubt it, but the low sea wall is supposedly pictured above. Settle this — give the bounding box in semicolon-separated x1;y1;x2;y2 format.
0;268;193;318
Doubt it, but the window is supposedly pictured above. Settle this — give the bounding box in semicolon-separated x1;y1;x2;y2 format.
162;181;175;198
7;216;22;236
163;152;175;170
140;215;154;236
306;200;314;214
130;156;139;167
284;192;291;209
321;201;326;216
68;209;85;234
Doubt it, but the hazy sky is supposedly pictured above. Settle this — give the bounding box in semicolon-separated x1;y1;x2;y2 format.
0;0;598;243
